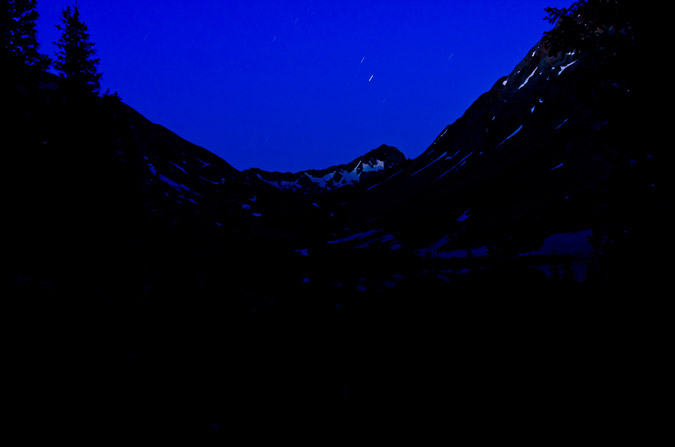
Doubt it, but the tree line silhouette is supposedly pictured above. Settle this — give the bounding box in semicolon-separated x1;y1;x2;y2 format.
2;0;102;96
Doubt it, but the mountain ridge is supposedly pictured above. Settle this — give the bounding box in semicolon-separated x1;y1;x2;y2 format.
242;144;406;194
5;1;671;414
300;1;667;287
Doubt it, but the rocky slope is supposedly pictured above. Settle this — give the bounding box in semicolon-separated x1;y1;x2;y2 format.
308;2;668;287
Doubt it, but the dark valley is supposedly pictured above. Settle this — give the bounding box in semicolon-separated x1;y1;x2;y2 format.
3;0;670;423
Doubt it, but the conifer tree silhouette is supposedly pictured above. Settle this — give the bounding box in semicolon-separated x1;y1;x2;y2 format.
1;0;50;70
543;1;639;56
53;2;101;96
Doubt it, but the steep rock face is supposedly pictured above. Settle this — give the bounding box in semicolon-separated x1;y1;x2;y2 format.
317;5;667;282
243;144;406;194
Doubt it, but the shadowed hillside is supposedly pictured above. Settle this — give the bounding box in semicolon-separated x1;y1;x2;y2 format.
3;0;670;422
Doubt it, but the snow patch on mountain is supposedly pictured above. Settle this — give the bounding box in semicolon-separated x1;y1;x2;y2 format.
496;125;523;149
327;229;381;244
558;60;577;76
518;67;539;90
256;174;301;191
305;171;335;188
411;152;447;176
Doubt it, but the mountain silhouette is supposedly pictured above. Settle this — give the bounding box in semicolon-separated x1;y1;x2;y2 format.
4;1;669;417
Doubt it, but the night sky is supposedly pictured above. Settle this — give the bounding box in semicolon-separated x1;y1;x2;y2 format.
37;0;574;172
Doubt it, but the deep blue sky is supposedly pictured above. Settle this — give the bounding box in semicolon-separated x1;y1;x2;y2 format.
37;0;574;172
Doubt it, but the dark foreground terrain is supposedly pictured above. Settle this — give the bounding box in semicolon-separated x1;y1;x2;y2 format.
3;1;671;426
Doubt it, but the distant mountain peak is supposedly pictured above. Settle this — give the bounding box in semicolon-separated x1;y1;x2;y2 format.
244;145;406;194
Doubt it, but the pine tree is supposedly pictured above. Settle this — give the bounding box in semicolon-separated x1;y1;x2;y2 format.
53;2;101;96
1;0;50;69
